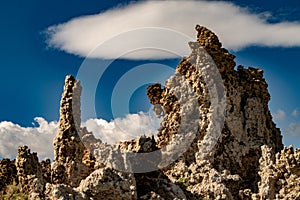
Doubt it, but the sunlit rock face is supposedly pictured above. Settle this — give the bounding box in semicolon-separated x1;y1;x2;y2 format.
1;25;299;200
146;25;284;199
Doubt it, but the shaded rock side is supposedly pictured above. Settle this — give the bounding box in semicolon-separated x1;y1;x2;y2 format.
0;158;17;192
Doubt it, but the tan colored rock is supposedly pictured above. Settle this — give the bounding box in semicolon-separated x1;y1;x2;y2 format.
147;25;284;199
15;146;45;198
272;146;300;199
51;75;90;187
45;167;137;199
77;167;137;200
44;183;83;200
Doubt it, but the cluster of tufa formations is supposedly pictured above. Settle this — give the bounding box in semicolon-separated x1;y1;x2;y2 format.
0;25;299;199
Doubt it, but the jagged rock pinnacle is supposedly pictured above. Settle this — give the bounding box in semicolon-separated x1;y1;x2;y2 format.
192;25;236;73
58;75;81;133
196;24;222;48
52;75;89;187
147;25;285;198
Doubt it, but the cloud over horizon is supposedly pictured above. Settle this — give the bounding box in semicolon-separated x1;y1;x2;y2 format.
83;111;161;144
0;118;57;159
45;0;300;60
0;112;161;160
1;110;299;160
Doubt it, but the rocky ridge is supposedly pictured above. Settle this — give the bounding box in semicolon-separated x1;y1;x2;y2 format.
0;25;299;199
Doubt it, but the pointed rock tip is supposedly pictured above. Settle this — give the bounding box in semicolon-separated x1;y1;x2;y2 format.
65;75;76;82
195;25;222;48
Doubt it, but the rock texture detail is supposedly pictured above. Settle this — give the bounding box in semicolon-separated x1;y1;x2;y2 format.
0;25;299;199
0;159;17;192
154;25;284;199
15;146;45;199
51;75;89;187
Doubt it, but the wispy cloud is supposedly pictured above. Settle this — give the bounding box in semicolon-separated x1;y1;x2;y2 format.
0;112;161;160
292;109;298;117
284;122;300;137
272;109;286;121
45;0;300;59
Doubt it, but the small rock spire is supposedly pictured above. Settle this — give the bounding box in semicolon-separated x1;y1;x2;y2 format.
196;24;222;48
52;75;89;187
193;25;236;73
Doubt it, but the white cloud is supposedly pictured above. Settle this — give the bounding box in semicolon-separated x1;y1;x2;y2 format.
273;109;286;121
292;109;298;117
0;112;161;160
45;0;300;60
82;111;161;144
0;118;57;160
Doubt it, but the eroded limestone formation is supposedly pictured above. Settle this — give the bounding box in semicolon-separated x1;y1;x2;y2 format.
150;25;284;199
51;75;90;187
0;25;299;200
15;146;45;199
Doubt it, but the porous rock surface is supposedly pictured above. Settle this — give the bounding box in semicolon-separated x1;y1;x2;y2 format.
51;75;90;187
149;25;285;199
0;158;17;192
0;25;299;199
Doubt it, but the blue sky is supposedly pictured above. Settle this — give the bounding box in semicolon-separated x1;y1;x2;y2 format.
0;0;299;159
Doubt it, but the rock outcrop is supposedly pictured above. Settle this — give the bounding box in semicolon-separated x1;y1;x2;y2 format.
15;146;45;199
150;25;284;199
0;25;299;199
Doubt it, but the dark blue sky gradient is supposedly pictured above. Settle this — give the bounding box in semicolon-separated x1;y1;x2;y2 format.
0;0;136;125
95;59;179;121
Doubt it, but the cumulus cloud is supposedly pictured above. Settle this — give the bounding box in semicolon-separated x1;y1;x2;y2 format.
0;118;57;160
0;112;161;159
273;109;286;121
45;0;300;59
83;111;161;144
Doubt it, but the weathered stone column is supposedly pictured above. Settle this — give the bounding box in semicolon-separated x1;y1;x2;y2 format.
51;75;89;187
